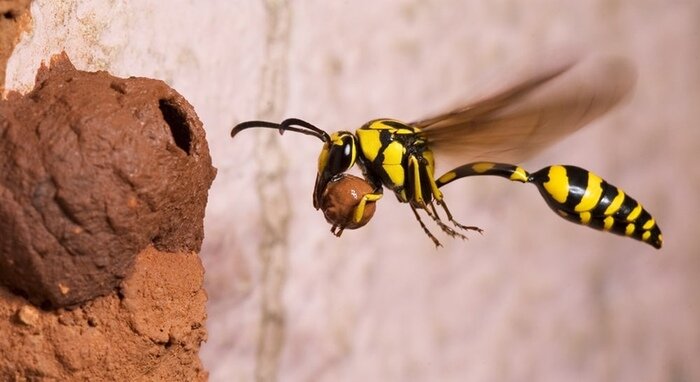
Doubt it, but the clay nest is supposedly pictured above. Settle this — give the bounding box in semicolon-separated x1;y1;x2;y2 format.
0;53;217;308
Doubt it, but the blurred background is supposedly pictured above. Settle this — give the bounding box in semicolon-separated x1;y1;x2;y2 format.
5;0;699;381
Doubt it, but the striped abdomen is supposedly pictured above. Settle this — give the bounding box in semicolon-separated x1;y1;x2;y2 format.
529;165;662;249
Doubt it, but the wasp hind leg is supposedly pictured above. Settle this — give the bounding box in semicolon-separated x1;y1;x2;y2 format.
407;155;478;244
422;201;469;241
410;204;442;247
435;198;483;234
423;159;482;235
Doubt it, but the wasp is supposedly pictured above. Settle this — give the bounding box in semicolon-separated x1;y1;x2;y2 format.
231;55;662;249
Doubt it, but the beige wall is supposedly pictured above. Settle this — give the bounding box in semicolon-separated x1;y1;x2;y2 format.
6;1;699;381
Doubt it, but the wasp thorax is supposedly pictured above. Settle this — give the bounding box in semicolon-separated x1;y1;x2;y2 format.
321;174;376;232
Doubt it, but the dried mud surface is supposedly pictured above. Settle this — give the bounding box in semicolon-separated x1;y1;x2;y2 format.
0;246;208;381
0;0;31;91
0;53;216;307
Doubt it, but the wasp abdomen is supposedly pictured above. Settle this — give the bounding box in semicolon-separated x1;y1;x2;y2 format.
529;165;662;249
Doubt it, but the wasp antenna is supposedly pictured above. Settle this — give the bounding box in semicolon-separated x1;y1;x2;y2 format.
281;118;331;143
230;120;280;138
230;119;329;142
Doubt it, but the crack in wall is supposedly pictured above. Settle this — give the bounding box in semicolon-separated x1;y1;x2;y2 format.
253;1;291;381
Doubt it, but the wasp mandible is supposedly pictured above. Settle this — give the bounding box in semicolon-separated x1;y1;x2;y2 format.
231;54;662;249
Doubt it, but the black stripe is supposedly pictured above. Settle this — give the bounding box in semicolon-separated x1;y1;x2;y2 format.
563;166;587;210
587;215;606;230
613;195;639;221
608;218;629;236
591;181;618;216
372;129;394;168
634;209;653;229
418;159;433;203
382;120;409;130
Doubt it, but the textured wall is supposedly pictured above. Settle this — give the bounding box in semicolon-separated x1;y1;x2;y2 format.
5;1;699;381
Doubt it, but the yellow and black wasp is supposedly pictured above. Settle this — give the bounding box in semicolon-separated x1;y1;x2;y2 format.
231;55;662;249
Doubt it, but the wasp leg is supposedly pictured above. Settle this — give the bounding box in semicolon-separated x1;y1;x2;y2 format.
352;192;383;223
410;204;442;247
435;199;483;234
407;155;467;240
424;200;468;240
425;165;482;233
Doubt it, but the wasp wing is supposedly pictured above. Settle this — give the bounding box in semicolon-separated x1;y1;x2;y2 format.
413;54;636;167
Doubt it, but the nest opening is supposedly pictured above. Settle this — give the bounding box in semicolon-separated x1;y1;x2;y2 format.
159;99;192;155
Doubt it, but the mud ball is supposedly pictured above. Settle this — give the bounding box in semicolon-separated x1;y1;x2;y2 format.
320;174;377;230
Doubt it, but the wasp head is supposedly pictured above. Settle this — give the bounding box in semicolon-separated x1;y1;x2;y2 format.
313;131;357;209
230;118;356;210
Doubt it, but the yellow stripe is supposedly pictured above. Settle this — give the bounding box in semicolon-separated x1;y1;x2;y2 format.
603;216;614;230
383;141;404;165
604;189;625;215
438;171;456;184
509;166;529;183
627;203;642;222
642;218;655;230
350;138;357;165
543;166;569;204
625;223;635;236
472;162;495;173
356;129;381;162
642;231;651;241
575;172;603;212
317;146;330;172
580;212;591;225
383;164;404;188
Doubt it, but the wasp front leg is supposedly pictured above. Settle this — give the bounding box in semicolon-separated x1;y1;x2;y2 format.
352;192;383;224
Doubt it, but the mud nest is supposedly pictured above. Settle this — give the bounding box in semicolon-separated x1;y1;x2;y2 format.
0;53;217;307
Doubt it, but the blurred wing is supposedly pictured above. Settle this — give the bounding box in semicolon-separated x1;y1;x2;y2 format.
413;54;636;166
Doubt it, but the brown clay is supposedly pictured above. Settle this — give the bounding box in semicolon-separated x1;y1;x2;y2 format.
321;174;377;231
0;246;208;381
0;53;216;307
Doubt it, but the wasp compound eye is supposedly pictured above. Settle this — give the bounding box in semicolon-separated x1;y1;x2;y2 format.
327;144;351;174
324;133;356;175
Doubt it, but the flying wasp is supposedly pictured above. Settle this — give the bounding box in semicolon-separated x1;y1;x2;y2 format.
231;54;663;249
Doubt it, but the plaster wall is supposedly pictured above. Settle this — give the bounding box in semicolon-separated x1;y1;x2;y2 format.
5;1;700;381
